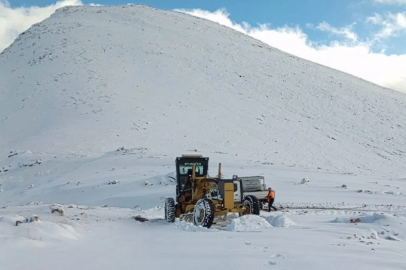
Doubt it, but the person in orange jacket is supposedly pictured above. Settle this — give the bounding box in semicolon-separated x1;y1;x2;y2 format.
267;188;277;212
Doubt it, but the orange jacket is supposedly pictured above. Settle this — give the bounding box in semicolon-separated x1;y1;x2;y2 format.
267;190;275;202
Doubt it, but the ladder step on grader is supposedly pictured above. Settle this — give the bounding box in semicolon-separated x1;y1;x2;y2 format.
165;154;260;228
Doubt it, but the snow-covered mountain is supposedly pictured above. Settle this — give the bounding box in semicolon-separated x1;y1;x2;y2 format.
1;5;405;177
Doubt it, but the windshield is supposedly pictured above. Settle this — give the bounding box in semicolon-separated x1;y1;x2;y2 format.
179;165;204;175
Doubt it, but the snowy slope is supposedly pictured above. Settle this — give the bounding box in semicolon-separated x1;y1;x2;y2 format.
0;5;405;177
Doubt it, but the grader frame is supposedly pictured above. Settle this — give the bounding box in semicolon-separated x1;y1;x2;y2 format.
164;154;260;228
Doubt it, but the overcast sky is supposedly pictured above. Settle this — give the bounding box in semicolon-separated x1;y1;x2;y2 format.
1;0;406;92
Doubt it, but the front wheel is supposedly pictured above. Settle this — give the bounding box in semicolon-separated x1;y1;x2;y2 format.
240;195;260;216
193;198;215;228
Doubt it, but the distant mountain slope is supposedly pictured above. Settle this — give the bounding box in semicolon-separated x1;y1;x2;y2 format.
0;5;405;177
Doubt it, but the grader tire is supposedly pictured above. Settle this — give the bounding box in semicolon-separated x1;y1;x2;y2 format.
242;195;261;216
165;198;176;223
193;198;215;228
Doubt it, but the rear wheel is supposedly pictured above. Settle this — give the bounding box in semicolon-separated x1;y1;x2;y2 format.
193;198;215;228
165;198;176;223
241;195;260;216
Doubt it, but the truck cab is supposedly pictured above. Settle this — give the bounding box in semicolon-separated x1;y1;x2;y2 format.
236;175;269;208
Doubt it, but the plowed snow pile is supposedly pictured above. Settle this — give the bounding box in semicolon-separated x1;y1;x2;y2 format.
264;213;296;228
224;215;272;231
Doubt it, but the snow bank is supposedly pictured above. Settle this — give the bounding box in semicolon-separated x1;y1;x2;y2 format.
0;213;80;243
175;221;217;232
332;217;349;223
224;215;272;231
19;221;80;241
332;213;405;242
0;215;26;226
136;206;165;220
360;213;389;223
264;214;296;228
332;213;390;224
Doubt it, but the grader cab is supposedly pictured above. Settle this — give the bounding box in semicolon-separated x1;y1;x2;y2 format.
164;154;260;228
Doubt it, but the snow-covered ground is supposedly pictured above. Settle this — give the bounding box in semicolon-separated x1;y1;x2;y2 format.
1;4;406;270
1;151;405;269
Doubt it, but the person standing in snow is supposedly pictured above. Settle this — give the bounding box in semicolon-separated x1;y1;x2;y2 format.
267;188;277;211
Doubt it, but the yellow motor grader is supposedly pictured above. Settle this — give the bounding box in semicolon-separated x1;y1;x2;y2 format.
164;154;260;228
